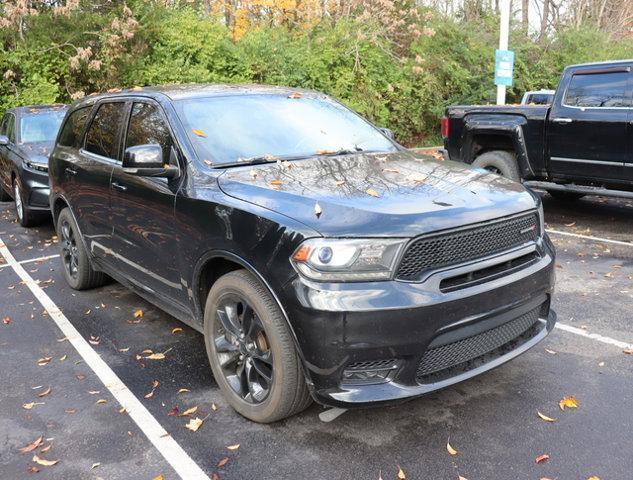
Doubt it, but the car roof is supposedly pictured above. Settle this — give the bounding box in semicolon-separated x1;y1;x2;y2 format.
70;83;323;109
566;59;633;69
6;104;68;116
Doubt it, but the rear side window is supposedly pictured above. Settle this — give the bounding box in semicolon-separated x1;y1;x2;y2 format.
5;114;16;143
85;102;127;159
125;102;172;162
58;107;91;147
564;72;630;108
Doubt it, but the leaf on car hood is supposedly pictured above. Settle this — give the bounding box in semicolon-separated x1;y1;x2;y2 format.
366;188;380;197
314;202;322;218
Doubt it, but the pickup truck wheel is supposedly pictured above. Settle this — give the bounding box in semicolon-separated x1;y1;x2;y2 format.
57;207;107;290
547;190;586;201
472;151;520;182
204;269;312;423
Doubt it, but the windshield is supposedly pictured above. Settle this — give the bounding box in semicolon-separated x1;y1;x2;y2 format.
20;110;66;143
175;94;397;165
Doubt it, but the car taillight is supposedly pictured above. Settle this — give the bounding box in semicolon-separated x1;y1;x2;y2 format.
440;116;449;138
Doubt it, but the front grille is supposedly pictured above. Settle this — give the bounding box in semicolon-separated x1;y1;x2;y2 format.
415;306;541;384
396;212;539;281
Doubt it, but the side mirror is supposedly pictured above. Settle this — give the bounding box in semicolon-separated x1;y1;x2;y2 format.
0;135;9;146
123;144;179;179
379;127;395;140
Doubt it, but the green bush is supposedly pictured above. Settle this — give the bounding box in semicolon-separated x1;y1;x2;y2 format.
2;4;633;146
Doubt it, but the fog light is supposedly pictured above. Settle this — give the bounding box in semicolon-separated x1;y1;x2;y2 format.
341;360;400;385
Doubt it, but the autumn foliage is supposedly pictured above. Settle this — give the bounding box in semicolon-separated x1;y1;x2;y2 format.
2;0;633;146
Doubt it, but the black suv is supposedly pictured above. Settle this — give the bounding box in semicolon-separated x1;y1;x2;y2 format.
0;105;67;226
49;85;556;423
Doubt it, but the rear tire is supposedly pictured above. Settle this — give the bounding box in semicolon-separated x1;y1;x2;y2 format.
13;178;43;228
204;269;312;423
56;207;107;290
472;150;520;182
547;190;586;201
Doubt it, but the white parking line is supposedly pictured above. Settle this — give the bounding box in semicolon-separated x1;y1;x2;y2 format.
0;253;59;269
546;228;633;248
556;322;633;350
0;238;209;480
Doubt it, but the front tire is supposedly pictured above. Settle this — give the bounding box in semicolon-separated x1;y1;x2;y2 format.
204;269;311;423
56;207;106;290
472;150;520;182
13;178;43;227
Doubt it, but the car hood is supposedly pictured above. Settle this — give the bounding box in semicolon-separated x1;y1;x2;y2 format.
17;141;53;164
217;150;537;237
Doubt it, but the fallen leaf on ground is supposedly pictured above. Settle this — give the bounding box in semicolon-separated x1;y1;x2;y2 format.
119;407;127;414
2;316;10;324
559;396;578;410
535;454;550;463
23;402;44;410
37;357;52;366
544;348;557;355
96;399;107;405
40;444;51;453
171;327;183;334
37;387;51;397
59;355;67;361
366;188;380;198
152;476;164;480
397;467;406;479
167;407;179;416
18;436;43;453
32;455;58;466
227;444;240;451
27;466;40;473
458;476;469;480
64;408;76;414
211;403;218;411
446;440;458;456
180;406;198;416
178;388;190;394
91;463;100;469
623;348;633;355
537;411;556;422
134;309;144;318
217;457;229;467
185;417;204;432
119;347;130;352
145;352;165;360
587;476;601;480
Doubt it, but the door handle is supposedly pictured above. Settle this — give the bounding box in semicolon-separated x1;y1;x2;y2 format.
65;167;77;176
111;182;127;192
552;117;573;124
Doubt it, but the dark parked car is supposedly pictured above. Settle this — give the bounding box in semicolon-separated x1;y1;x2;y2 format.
0;105;67;226
442;60;633;200
49;85;556;423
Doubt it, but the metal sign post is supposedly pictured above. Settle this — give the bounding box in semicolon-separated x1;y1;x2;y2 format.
495;0;513;105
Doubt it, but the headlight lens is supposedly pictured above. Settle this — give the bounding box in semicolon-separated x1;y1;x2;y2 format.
291;238;406;281
25;160;48;172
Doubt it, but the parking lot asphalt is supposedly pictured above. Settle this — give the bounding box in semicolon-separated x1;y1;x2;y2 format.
1;192;633;480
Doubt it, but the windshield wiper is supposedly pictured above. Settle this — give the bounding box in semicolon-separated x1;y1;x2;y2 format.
213;154;306;169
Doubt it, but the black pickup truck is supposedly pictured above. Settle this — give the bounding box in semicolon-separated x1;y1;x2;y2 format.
442;59;633;200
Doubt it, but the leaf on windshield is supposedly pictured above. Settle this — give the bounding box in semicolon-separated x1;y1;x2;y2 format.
192;128;207;138
288;92;302;99
270;179;283;186
366;188;380;198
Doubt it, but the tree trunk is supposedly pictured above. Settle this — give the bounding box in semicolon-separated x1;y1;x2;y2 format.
539;0;550;43
522;0;529;28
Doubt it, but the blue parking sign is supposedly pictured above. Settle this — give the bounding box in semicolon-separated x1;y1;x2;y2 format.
494;49;514;86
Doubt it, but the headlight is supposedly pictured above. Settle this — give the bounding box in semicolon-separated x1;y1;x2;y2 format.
25;160;48;173
290;238;406;281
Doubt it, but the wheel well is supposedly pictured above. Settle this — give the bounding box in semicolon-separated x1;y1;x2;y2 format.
470;134;515;161
52;197;68;224
196;257;243;318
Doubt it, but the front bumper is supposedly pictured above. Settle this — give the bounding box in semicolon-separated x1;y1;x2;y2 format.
281;236;556;407
20;167;50;210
